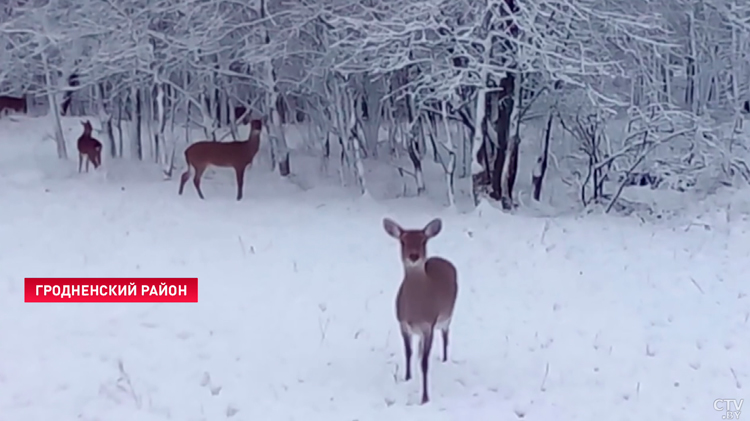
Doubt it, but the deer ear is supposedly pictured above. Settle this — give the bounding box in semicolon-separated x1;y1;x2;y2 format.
383;218;402;239
423;218;442;238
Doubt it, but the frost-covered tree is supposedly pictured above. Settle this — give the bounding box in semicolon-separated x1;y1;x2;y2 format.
1;0;748;211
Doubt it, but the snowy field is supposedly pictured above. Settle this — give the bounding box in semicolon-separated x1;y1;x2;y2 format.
0;116;748;421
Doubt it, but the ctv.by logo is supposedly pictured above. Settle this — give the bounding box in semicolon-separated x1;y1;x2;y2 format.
714;399;743;419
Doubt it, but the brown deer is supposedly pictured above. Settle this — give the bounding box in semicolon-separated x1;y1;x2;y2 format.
77;120;102;172
0;96;27;116
383;217;458;405
178;119;262;201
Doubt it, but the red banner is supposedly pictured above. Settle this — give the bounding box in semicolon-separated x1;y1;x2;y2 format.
24;278;198;303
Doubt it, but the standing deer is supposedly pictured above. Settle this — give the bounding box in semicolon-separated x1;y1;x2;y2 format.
0;96;27;117
178;119;262;201
77;120;102;172
383;217;458;404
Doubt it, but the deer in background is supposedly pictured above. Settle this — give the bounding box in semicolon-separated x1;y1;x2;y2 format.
77;120;102;172
383;217;459;405
0;96;27;117
178;119;262;201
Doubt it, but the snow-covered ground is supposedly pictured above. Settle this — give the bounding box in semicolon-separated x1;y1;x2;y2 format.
0;116;748;421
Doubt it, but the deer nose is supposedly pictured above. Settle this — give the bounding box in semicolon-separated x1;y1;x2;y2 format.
408;253;420;262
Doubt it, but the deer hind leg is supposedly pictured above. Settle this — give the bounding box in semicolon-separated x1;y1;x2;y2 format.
400;323;413;381
234;166;246;201
436;317;451;362
178;166;192;195
192;166;207;200
418;328;434;404
93;150;101;169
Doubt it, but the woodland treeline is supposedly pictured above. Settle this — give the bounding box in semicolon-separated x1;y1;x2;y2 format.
1;0;749;210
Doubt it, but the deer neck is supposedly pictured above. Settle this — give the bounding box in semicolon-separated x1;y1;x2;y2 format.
245;129;260;143
403;260;427;278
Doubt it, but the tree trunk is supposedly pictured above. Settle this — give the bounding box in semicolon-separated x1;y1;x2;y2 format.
490;73;516;207
532;112;553;201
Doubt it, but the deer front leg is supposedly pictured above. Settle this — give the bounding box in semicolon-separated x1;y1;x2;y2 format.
400;326;412;381
234;166;247;201
192;166;206;200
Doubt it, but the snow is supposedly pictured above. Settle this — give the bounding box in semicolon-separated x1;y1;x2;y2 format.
1;116;749;421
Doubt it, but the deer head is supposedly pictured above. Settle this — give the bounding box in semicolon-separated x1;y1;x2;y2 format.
81;120;93;135
383;218;442;267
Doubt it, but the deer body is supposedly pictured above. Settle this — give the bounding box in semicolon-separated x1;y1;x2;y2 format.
0;96;27;116
384;218;458;405
178;119;262;201
77;120;102;172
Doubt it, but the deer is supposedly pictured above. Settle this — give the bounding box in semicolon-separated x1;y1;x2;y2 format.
0;96;27;117
77;120;102;173
178;119;262;201
382;217;458;405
